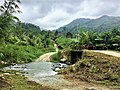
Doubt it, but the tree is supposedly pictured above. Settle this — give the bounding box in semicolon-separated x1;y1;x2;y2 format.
111;28;120;36
0;0;21;41
66;32;73;38
89;31;98;45
78;29;89;45
0;0;21;15
55;30;58;36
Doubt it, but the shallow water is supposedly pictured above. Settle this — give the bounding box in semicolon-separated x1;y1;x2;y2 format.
3;62;111;90
23;62;58;77
3;62;68;86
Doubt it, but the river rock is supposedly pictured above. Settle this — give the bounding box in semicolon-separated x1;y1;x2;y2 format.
60;58;66;62
3;73;11;75
84;87;97;90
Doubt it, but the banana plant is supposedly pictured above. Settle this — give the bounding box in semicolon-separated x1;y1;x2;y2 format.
77;29;90;45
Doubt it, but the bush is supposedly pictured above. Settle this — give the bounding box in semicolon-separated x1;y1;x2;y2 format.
55;37;72;49
48;45;56;52
51;52;61;62
0;44;49;63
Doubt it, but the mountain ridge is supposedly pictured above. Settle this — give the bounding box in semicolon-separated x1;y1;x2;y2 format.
56;15;120;34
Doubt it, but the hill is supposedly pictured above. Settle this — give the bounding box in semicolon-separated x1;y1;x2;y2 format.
21;23;41;31
56;15;120;35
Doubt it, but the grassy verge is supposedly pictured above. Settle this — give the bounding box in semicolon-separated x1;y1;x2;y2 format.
0;70;56;90
50;53;60;62
61;51;120;88
50;51;62;63
0;44;55;64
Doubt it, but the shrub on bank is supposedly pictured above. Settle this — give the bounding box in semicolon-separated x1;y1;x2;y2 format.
51;52;61;62
0;44;53;63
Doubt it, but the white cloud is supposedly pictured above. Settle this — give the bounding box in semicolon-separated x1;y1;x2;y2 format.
0;0;4;5
33;8;71;29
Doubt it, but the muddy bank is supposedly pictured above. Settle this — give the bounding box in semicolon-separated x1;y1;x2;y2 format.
61;51;120;89
0;70;57;90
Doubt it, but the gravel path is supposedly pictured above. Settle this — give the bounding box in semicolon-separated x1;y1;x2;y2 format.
92;50;120;57
36;52;57;62
28;74;113;90
36;44;58;62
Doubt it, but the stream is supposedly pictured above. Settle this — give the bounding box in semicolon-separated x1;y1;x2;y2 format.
3;62;112;90
3;62;69;88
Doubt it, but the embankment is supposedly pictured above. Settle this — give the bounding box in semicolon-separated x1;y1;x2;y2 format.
61;50;120;89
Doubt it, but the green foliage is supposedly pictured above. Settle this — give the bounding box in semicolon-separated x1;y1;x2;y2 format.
0;44;51;63
55;16;120;51
55;37;70;49
0;0;56;64
0;0;21;40
0;21;55;64
0;16;55;64
51;53;61;62
0;0;21;14
0;26;55;63
21;23;40;31
48;45;56;52
76;29;89;45
55;37;82;50
55;28;120;51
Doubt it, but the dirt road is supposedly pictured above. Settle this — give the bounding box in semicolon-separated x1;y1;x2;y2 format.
35;75;113;90
36;44;58;62
36;52;57;62
89;50;120;57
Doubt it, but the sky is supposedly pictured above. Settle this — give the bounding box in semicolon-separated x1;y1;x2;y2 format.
0;0;120;30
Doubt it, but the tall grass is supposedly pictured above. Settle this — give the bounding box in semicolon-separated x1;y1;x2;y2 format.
0;44;54;63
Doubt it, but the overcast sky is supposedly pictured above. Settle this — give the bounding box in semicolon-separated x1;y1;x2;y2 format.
1;0;120;30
